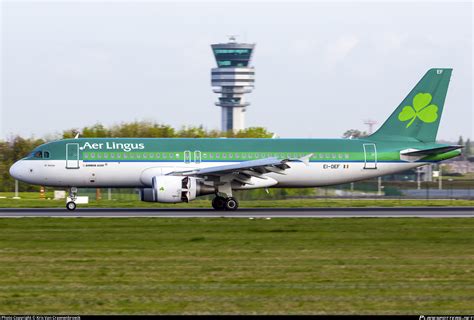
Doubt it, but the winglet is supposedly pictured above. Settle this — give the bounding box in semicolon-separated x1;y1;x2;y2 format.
300;153;313;166
286;153;313;166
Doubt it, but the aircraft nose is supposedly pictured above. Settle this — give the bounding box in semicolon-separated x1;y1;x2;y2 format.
9;160;24;180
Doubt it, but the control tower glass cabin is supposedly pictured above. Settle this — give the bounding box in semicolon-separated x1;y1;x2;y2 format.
211;38;255;132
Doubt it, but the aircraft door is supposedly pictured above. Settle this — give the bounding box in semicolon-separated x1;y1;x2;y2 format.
66;143;80;169
184;150;191;164
194;151;201;164
363;143;377;169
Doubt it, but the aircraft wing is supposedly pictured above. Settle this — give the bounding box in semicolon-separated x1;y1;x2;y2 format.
167;157;291;178
401;145;463;156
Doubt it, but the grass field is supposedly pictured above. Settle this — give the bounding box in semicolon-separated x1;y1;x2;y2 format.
0;218;473;314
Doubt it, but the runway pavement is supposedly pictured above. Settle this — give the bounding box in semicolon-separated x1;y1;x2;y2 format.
0;207;472;218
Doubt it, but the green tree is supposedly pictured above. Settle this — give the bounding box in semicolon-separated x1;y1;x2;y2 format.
0;136;45;192
465;138;472;157
457;136;465;159
233;127;274;138
342;129;368;139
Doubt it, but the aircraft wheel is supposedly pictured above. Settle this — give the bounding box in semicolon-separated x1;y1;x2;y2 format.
224;197;239;211
212;196;226;210
66;201;77;211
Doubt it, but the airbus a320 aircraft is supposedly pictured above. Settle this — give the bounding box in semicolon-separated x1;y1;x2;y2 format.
10;69;462;211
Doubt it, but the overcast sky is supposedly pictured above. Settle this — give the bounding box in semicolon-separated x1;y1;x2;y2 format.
1;1;472;141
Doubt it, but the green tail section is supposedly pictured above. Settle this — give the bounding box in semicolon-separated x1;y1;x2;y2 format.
369;68;452;142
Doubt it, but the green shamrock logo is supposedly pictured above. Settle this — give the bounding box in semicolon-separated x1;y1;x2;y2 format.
159;187;164;191
398;93;438;128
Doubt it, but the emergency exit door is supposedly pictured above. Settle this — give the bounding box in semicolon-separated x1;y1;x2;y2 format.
363;143;377;169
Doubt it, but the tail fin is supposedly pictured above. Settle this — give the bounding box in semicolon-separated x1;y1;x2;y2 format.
369;68;452;142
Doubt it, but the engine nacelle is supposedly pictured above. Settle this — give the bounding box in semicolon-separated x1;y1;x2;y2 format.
140;176;214;203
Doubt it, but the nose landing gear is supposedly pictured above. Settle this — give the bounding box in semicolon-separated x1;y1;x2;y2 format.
212;196;239;211
66;187;78;211
66;201;77;211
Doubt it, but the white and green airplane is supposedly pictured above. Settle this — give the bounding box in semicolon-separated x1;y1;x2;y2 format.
10;69;462;211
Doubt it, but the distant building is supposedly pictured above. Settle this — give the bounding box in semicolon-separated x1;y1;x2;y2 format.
211;37;255;132
445;160;474;174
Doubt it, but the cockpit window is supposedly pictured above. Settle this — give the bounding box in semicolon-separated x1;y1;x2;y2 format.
34;151;43;158
43;151;50;159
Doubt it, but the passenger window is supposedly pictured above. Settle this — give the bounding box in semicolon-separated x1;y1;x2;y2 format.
84;153;89;159
345;154;349;159
104;153;108;159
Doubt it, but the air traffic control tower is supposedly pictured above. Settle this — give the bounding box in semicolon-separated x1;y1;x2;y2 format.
211;37;255;132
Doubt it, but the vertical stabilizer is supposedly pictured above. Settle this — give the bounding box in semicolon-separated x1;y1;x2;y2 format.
369;68;452;142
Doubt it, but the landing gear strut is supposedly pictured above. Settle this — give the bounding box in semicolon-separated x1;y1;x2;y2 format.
66;187;78;211
212;196;239;211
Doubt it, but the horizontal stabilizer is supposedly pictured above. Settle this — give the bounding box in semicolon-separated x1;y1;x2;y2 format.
401;145;462;156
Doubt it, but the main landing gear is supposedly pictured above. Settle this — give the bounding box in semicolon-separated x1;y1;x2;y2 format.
66;187;78;211
212;196;239;211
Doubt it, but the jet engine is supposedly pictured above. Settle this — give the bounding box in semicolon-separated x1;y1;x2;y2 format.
140;176;214;203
